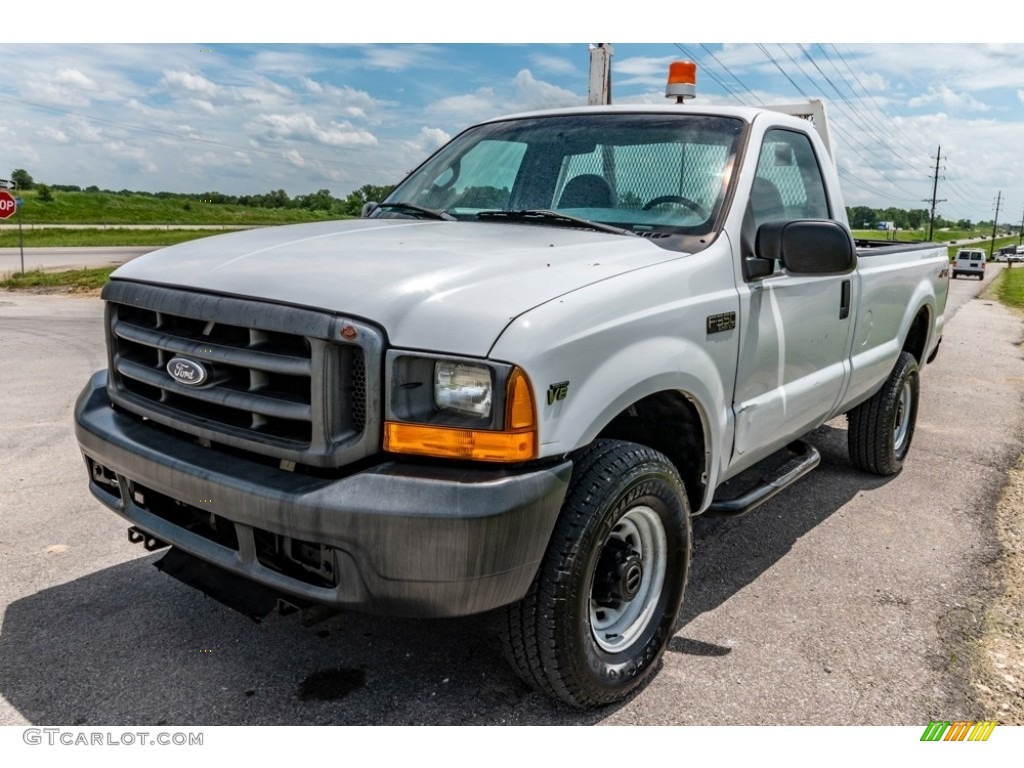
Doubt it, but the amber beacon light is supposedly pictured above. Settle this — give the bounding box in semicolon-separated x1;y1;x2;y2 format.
666;60;697;102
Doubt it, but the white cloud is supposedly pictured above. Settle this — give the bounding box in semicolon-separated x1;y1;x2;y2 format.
359;45;443;72
161;70;253;107
402;126;450;157
254;113;377;147
908;85;990;112
163;70;222;98
55;68;98;90
39;126;70;143
66;116;104;143
191;99;217;114
528;52;578;76
427;69;581;124
103;142;158;173
429;88;496;121
512;69;580;111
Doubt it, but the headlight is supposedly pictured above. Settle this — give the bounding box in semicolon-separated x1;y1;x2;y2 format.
434;361;492;419
384;352;536;462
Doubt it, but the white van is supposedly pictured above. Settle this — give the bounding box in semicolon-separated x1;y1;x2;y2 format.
952;249;986;279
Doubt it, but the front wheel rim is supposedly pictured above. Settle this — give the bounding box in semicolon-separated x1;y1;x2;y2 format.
589;505;668;654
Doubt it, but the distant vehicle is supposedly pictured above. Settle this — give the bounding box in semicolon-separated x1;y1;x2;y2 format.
952;249;986;279
996;246;1018;263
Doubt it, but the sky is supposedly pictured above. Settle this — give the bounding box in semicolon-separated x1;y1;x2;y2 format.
2;6;1023;227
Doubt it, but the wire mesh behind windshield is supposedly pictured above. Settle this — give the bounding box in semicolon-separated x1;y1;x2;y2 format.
388;113;744;239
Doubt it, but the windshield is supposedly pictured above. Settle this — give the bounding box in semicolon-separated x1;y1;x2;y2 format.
377;112;745;250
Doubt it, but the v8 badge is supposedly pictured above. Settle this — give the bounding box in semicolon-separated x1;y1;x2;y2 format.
547;381;569;405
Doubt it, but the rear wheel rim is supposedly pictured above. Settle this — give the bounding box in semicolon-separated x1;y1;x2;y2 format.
893;378;913;454
589;505;668;654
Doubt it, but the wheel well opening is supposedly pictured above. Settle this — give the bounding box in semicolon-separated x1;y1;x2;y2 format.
596;391;707;513
902;307;931;365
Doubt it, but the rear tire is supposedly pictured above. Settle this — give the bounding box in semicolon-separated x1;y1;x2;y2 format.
847;351;920;476
500;440;690;708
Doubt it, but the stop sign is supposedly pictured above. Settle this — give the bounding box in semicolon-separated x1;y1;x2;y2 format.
0;189;16;219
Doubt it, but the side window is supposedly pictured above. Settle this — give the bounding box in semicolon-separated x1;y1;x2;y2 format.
750;128;830;231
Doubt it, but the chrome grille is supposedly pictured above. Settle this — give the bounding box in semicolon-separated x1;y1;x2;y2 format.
102;281;382;468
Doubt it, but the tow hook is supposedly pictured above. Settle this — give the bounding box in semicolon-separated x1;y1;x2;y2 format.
128;526;169;552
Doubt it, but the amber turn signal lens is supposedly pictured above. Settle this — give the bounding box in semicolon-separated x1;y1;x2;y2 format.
384;422;536;462
506;367;535;430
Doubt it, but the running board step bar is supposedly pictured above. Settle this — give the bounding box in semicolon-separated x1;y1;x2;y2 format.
706;440;820;518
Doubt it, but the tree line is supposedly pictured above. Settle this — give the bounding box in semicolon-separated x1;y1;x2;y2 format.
846;205;993;232
8;169;395;218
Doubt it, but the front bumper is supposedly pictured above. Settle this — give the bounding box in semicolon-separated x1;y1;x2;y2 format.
75;370;572;617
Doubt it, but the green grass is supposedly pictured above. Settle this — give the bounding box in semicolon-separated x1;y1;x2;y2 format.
0;267;115;292
6;189;350;225
993;265;1024;310
851;228;1020;260
851;228;986;244
0;228;236;248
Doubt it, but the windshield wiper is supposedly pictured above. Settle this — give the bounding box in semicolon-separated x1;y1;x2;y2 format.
476;209;635;236
372;202;455;221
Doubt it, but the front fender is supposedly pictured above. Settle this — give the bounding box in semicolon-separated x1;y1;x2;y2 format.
488;255;740;510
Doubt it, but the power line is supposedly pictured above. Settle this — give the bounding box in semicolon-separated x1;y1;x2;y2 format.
756;44;928;202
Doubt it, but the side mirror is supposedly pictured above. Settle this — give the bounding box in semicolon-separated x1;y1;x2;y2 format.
755;220;856;276
360;201;379;218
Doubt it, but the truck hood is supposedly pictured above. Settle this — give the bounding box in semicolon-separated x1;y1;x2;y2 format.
112;219;683;356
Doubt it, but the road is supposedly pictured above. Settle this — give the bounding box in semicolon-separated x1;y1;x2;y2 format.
0;267;1021;727
0;246;156;273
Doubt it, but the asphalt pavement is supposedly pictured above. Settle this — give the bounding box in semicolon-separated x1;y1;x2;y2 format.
0;266;1021;726
0;246;158;274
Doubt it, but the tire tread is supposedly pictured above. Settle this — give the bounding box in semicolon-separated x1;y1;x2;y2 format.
847;351;919;476
500;440;691;708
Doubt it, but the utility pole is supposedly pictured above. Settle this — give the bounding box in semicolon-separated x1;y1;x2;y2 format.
1018;207;1023;247
989;191;1002;259
924;146;945;241
588;44;614;106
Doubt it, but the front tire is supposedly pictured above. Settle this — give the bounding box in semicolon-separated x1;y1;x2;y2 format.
847;351;920;476
500;440;691;708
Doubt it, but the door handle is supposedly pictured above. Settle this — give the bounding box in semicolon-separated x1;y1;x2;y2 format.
839;279;851;320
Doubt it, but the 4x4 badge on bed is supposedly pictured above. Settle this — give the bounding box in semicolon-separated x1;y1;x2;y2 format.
167;357;208;386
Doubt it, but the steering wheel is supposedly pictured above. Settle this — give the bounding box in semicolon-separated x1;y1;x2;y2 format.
642;195;707;218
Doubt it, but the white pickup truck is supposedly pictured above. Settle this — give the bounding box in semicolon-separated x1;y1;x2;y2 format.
75;90;949;708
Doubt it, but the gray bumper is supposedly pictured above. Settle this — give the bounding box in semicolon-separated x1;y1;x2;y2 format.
75;371;571;617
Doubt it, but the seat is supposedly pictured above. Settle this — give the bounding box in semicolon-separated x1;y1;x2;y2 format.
750;177;786;228
558;174;613;208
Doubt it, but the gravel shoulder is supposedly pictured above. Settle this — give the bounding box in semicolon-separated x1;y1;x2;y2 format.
970;291;1024;724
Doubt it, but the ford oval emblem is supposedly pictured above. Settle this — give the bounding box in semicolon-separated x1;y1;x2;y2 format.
166;357;208;387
